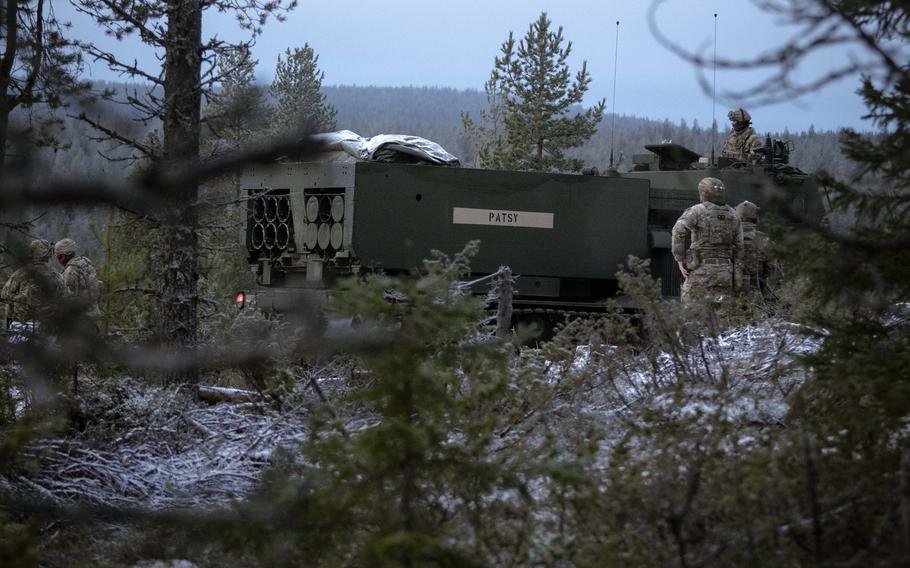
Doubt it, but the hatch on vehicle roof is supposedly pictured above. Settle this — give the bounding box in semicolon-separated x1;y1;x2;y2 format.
643;143;702;171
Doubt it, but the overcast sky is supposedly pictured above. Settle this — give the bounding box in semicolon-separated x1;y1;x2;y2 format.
66;0;873;132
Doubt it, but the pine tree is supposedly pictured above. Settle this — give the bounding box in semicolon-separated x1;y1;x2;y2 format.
205;44;268;150
269;45;337;134
465;12;605;172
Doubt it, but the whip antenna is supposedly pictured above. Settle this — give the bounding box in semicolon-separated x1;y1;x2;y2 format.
710;13;717;166
609;20;620;170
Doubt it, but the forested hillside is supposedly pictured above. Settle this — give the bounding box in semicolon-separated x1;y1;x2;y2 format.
37;83;854;178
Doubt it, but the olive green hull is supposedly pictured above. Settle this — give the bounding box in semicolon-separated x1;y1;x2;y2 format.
241;159;822;312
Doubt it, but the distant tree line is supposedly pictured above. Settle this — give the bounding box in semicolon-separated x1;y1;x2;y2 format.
23;83;853;181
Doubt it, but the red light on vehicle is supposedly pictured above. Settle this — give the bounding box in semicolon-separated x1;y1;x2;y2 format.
235;291;246;307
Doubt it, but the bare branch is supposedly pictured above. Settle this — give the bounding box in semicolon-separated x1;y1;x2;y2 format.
74;112;156;157
647;0;907;106
80;43;164;85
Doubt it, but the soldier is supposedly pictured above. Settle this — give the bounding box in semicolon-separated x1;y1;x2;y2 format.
54;238;102;320
1;239;65;327
735;201;774;295
672;177;744;305
721;108;763;162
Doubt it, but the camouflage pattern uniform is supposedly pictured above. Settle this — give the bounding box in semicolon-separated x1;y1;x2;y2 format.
736;201;773;294
721;108;763;162
54;238;102;319
1;240;65;324
672;178;744;304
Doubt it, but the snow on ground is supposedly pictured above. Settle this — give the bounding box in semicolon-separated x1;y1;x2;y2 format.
643;319;821;423
516;318;823;469
1;319;822;510
614;319;817;420
1;377;314;509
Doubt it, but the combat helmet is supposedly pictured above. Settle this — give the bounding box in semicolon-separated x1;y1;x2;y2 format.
29;239;53;263
728;108;751;125
54;238;77;257
736;201;759;223
697;177;726;205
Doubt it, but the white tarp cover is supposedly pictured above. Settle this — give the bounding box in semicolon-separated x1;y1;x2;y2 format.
317;130;460;166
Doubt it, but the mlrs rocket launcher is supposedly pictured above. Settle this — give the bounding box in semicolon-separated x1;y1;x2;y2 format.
239;141;824;318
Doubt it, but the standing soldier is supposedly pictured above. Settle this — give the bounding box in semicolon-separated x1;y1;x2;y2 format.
735;201;774;295
1;239;65;328
672;177;744;305
721;108;763;163
54;238;102;320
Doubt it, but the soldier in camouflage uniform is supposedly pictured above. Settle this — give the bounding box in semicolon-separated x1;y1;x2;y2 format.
54;238;102;320
1;239;65;326
721;108;763;162
672;177;744;305
735;201;775;295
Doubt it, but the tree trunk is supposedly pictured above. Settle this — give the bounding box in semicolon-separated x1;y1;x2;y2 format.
0;105;8;168
161;1;202;384
0;0;20;168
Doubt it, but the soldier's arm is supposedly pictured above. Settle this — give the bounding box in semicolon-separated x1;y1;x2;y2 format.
61;267;78;296
1;273;19;300
54;272;66;299
720;134;736;157
746;134;765;163
672;209;695;279
0;276;13;320
2;272;28;305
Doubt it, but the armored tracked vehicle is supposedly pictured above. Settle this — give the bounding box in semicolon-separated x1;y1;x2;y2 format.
238;137;822;318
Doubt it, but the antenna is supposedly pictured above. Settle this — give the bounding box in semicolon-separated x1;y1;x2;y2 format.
609;20;620;170
710;13;717;166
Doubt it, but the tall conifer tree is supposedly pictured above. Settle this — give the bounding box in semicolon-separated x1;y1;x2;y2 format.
269;45;337;134
465;12;605;172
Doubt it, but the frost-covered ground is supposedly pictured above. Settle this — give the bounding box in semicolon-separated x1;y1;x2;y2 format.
2;318;821;510
499;318;823;470
0;377;322;509
617;318;820;426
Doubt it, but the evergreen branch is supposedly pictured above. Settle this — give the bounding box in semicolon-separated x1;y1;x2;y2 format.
73;0;166;45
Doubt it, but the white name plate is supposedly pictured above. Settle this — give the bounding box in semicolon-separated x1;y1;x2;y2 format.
452;207;554;229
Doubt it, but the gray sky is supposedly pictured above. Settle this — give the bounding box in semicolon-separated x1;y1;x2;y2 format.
67;0;872;132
